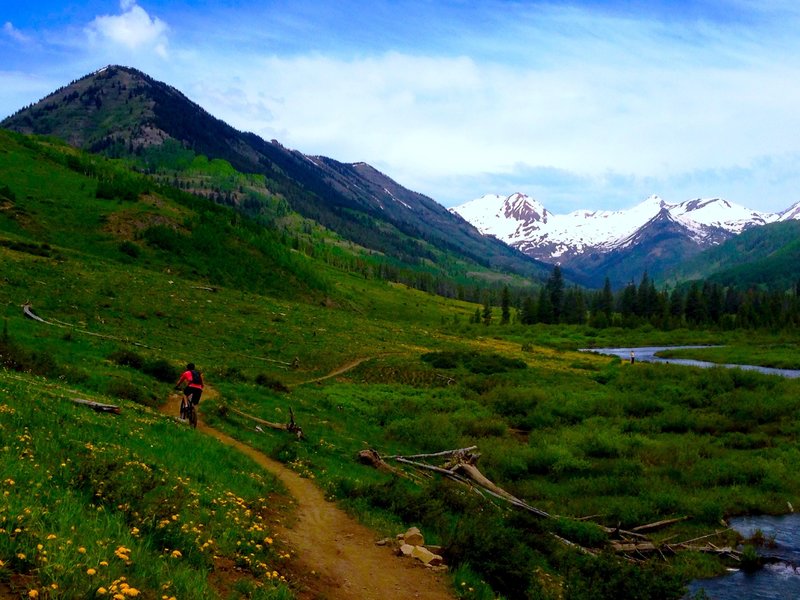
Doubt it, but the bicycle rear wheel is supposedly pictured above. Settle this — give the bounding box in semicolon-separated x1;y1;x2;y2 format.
188;404;197;428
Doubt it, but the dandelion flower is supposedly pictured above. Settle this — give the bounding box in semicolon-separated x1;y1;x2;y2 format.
170;550;182;559
87;568;97;576
78;547;86;554
97;588;107;595
28;591;38;599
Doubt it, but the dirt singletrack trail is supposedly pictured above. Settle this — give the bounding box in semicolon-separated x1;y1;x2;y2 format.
291;357;372;387
159;387;455;600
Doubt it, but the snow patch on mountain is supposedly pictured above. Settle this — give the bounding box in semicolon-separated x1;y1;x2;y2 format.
450;192;788;262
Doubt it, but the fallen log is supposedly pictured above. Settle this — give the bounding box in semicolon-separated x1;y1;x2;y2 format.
358;449;414;480
228;406;303;439
631;516;689;533
71;398;121;414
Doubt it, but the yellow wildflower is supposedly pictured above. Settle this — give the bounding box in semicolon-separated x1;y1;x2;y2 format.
28;591;38;598
170;550;182;558
78;547;86;554
97;588;107;595
87;568;97;576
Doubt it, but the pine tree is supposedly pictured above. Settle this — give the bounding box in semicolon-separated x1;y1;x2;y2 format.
546;266;564;323
500;286;511;325
482;295;493;326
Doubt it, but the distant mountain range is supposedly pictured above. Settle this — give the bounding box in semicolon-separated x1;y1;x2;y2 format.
6;64;800;293
1;65;548;283
452;193;800;288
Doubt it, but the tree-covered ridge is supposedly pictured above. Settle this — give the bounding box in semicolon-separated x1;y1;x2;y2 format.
665;220;800;290
505;267;800;331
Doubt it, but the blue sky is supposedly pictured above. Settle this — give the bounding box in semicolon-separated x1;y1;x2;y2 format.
3;1;800;213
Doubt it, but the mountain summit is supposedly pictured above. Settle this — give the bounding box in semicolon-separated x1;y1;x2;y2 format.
2;65;548;280
451;192;798;287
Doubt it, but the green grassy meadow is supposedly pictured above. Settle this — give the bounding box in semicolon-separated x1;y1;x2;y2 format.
2;131;800;598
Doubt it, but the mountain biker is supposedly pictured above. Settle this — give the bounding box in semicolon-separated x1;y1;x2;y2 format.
175;363;204;416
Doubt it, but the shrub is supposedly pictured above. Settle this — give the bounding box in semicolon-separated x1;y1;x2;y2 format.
105;379;144;404
142;359;179;383
0;330;59;376
142;225;182;252
109;348;144;369
255;373;289;393
552;517;608;548
118;240;141;258
223;366;248;382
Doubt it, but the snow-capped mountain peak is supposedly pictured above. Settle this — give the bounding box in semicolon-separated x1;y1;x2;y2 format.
449;193;789;265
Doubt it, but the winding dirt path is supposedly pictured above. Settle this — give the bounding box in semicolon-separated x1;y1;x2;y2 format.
291;357;373;388
159;387;455;600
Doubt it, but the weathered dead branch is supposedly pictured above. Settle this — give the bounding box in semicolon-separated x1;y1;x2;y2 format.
22;302;157;349
356;444;744;562
631;516;689;533
71;398;121;414
228;406;304;439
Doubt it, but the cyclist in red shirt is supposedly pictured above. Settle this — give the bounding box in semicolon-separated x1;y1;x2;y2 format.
175;363;203;416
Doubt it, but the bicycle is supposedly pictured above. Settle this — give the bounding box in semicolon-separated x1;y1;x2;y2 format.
177;393;197;428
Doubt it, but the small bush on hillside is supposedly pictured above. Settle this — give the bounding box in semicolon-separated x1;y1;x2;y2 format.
255;373;289;393
118;240;141;258
109;348;144;369
142;358;179;383
421;351;460;369
105;379;144;404
422;351;527;374
109;350;179;383
0;329;59;376
141;225;182;252
222;366;248;382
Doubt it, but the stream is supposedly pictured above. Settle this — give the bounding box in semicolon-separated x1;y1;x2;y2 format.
686;514;800;599
580;346;800;379
580;347;800;597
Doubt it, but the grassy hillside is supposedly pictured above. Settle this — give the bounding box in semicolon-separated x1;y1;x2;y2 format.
2;131;800;599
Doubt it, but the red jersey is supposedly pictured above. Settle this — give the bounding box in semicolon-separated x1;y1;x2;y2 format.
178;369;203;389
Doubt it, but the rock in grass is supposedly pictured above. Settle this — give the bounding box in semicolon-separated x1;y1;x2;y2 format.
404;526;424;546
411;545;443;566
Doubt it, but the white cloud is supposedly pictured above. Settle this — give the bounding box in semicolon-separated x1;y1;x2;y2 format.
3;22;32;44
71;1;800;210
86;1;169;58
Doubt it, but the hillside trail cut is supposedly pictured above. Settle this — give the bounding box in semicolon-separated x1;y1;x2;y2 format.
159;386;454;600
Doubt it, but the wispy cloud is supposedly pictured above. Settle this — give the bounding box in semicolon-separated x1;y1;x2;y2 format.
85;0;169;58
3;22;32;44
